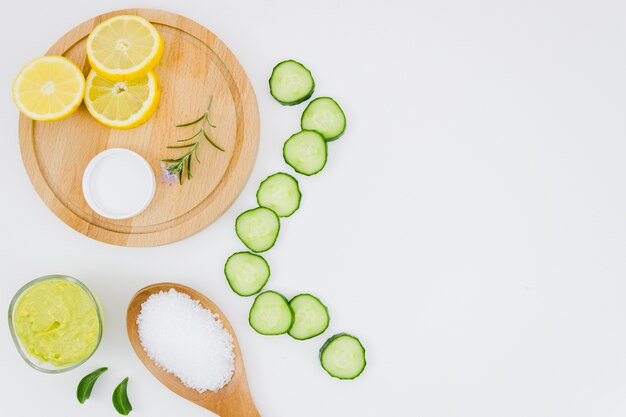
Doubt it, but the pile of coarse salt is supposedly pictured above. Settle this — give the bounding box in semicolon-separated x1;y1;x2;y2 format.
137;289;235;392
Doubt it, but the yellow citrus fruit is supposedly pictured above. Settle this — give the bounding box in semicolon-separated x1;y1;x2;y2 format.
12;56;85;121
84;70;160;130
86;15;164;81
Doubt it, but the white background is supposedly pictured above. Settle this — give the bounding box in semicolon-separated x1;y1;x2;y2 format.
1;1;626;416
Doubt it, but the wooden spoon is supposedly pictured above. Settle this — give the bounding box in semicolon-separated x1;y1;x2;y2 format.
126;282;261;417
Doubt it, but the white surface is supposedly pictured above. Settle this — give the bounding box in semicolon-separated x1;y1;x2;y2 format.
83;148;155;219
1;1;626;417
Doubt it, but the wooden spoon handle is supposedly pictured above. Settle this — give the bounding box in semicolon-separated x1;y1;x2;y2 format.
210;402;261;417
215;407;261;417
202;384;261;417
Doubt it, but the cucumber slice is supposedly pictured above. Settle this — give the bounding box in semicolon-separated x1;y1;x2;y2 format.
236;207;280;253
224;252;270;296
256;172;301;217
283;130;327;176
301;97;346;141
288;294;329;340
269;60;315;105
320;333;366;380
249;291;294;335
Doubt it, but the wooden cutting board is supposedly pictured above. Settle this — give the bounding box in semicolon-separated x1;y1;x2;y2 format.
19;9;259;246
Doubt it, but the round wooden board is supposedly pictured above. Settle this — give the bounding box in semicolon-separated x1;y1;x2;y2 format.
19;9;259;247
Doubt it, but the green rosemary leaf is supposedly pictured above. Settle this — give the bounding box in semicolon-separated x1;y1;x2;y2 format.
202;130;225;152
167;143;196;149
176;112;206;127
177;128;203;142
204;111;217;128
112;377;132;415
205;96;217;128
77;367;108;404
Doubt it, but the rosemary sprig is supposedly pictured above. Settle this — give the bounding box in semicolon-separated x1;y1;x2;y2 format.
161;100;224;185
162;141;200;184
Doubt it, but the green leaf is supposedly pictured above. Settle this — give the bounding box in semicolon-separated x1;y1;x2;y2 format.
76;367;108;404
186;156;192;179
112;377;132;415
175;111;206;127
204;111;217;128
167;143;196;149
194;144;201;163
202;130;225;152
176;128;203;142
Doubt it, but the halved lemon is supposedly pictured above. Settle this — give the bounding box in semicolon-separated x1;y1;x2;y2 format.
86;15;164;81
12;56;85;121
84;70;160;129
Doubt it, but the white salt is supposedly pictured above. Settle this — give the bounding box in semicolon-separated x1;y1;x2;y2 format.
137;289;235;392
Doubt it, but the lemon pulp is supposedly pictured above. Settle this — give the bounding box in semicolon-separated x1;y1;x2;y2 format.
86;15;164;81
12;56;85;121
84;70;160;129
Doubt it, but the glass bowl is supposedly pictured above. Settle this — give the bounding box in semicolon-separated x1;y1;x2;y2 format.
8;275;104;373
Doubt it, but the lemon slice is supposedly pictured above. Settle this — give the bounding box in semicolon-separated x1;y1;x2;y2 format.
12;56;85;121
86;15;164;81
84;70;160;129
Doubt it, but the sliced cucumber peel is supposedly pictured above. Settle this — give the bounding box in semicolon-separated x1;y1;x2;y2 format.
249;291;294;335
269;60;315;105
236;207;280;253
320;333;366;380
225;252;270;296
256;172;301;217
301;97;346;141
283;130;328;176
288;294;329;340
